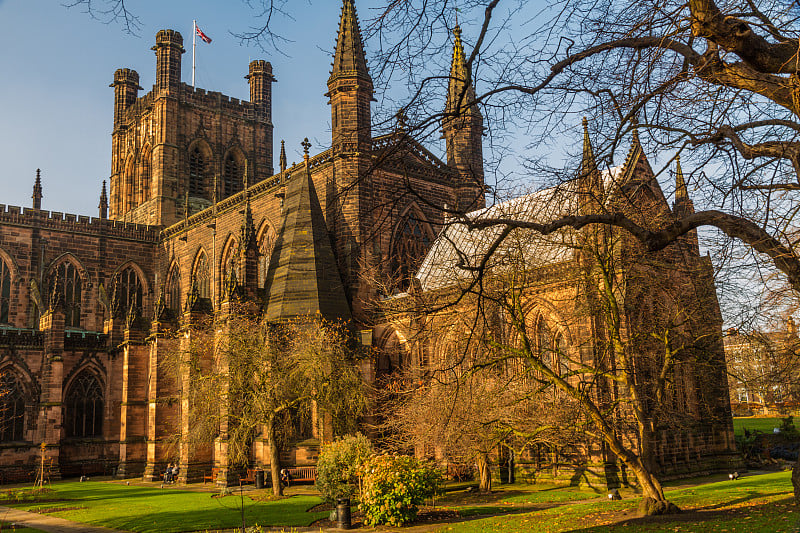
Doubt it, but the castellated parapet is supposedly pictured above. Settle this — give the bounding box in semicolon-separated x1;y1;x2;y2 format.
110;29;274;227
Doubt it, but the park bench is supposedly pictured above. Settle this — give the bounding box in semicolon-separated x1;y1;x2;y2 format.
239;468;258;485
203;467;219;484
286;466;317;483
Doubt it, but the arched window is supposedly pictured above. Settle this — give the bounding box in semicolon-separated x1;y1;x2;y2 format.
139;148;152;203
166;266;181;314
223;152;243;198
0;374;25;442
49;262;82;328
257;227;276;289
221;241;239;292
391;213;434;288
537;319;553;370
194;253;211;300
115;267;143;317
64;371;103;438
0;259;11;324
188;145;207;199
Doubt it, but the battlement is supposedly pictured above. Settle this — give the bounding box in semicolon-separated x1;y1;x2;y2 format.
113;68;140;85
0;205;160;242
180;83;263;117
155;29;184;49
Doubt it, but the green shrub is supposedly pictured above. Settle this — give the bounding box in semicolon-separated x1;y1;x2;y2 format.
315;433;373;502
359;454;441;527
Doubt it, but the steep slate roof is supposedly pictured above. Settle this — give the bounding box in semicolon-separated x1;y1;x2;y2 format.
263;162;352;321
415;167;627;292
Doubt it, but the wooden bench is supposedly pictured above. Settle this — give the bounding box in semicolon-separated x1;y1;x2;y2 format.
203;467;219;484
239;468;257;485
286;466;317;483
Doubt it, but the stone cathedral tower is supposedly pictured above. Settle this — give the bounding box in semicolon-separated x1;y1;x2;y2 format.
109;30;276;226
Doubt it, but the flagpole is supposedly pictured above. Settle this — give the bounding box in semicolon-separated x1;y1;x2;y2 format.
192;19;196;87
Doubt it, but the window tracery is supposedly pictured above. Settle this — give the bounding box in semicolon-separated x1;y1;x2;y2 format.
194;253;211;300
391;213;433;288
189;145;207;199
223;152;243;198
0;374;25;442
166;266;181;314
49;262;82;328
114;266;143;317
64;372;103;438
0;259;11;324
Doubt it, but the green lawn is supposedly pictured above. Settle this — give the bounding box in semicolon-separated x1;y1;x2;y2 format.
733;416;798;437
8;482;326;533
0;523;46;533
438;471;795;532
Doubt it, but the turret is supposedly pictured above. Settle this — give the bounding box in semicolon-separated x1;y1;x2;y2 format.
152;30;184;94
327;0;373;153
442;26;485;210
246;60;276;123
110;68;141;126
32;168;42;210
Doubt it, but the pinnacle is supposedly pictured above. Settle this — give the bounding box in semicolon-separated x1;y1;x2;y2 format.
329;0;370;84
446;24;477;116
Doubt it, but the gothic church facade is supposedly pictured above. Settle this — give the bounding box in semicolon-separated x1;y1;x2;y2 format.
0;0;736;484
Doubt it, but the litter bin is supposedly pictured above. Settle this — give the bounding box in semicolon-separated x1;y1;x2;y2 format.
336;498;351;529
254;469;265;489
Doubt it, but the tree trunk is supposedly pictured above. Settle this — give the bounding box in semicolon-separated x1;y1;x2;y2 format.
476;452;492;493
266;416;283;496
792;453;800;504
628;456;679;516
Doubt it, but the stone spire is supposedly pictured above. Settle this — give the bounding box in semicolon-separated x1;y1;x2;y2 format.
578;118;603;215
446;25;477;116
329;0;370;84
673;155;699;254
32;169;42;210
673;155;694;216
279;140;287;174
263;139;352;322
442;25;485;210
99;180;108;219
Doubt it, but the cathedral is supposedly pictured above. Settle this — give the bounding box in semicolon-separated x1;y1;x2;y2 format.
0;0;737;485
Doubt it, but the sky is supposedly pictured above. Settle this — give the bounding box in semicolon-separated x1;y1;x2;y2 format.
0;0;383;216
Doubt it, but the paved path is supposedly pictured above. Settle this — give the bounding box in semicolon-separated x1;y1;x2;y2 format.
0;506;127;533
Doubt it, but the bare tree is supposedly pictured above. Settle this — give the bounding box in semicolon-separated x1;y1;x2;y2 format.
174;315;367;496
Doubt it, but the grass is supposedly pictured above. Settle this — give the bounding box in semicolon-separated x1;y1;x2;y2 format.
437;471;795;532
0;523;47;533
435;482;602;517
733;416;799;437
7;482;326;533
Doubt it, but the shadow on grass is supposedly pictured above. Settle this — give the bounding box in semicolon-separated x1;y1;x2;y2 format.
560;496;797;532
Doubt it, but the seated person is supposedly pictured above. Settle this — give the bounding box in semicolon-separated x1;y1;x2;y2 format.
164;463;174;483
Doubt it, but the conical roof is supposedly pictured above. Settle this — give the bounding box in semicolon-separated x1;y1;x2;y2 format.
329;0;370;84
263;160;352;322
446;25;478;116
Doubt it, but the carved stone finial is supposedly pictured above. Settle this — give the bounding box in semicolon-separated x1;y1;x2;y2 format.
301;138;311;157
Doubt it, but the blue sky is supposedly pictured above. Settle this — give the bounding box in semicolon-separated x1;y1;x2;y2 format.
0;0;381;216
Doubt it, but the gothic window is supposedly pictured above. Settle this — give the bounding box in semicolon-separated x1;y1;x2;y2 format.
0;259;11;324
537;319;553;370
188;145;207;199
223;152;243;198
221;241;240;291
139;148;152;203
0;374;25;442
64;372;103;438
257;228;276;289
391;213;434;288
166;266;181;313
194;253;211;300
49;262;82;328
115;266;143;317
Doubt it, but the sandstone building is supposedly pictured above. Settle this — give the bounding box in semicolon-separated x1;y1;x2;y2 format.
0;0;736;484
